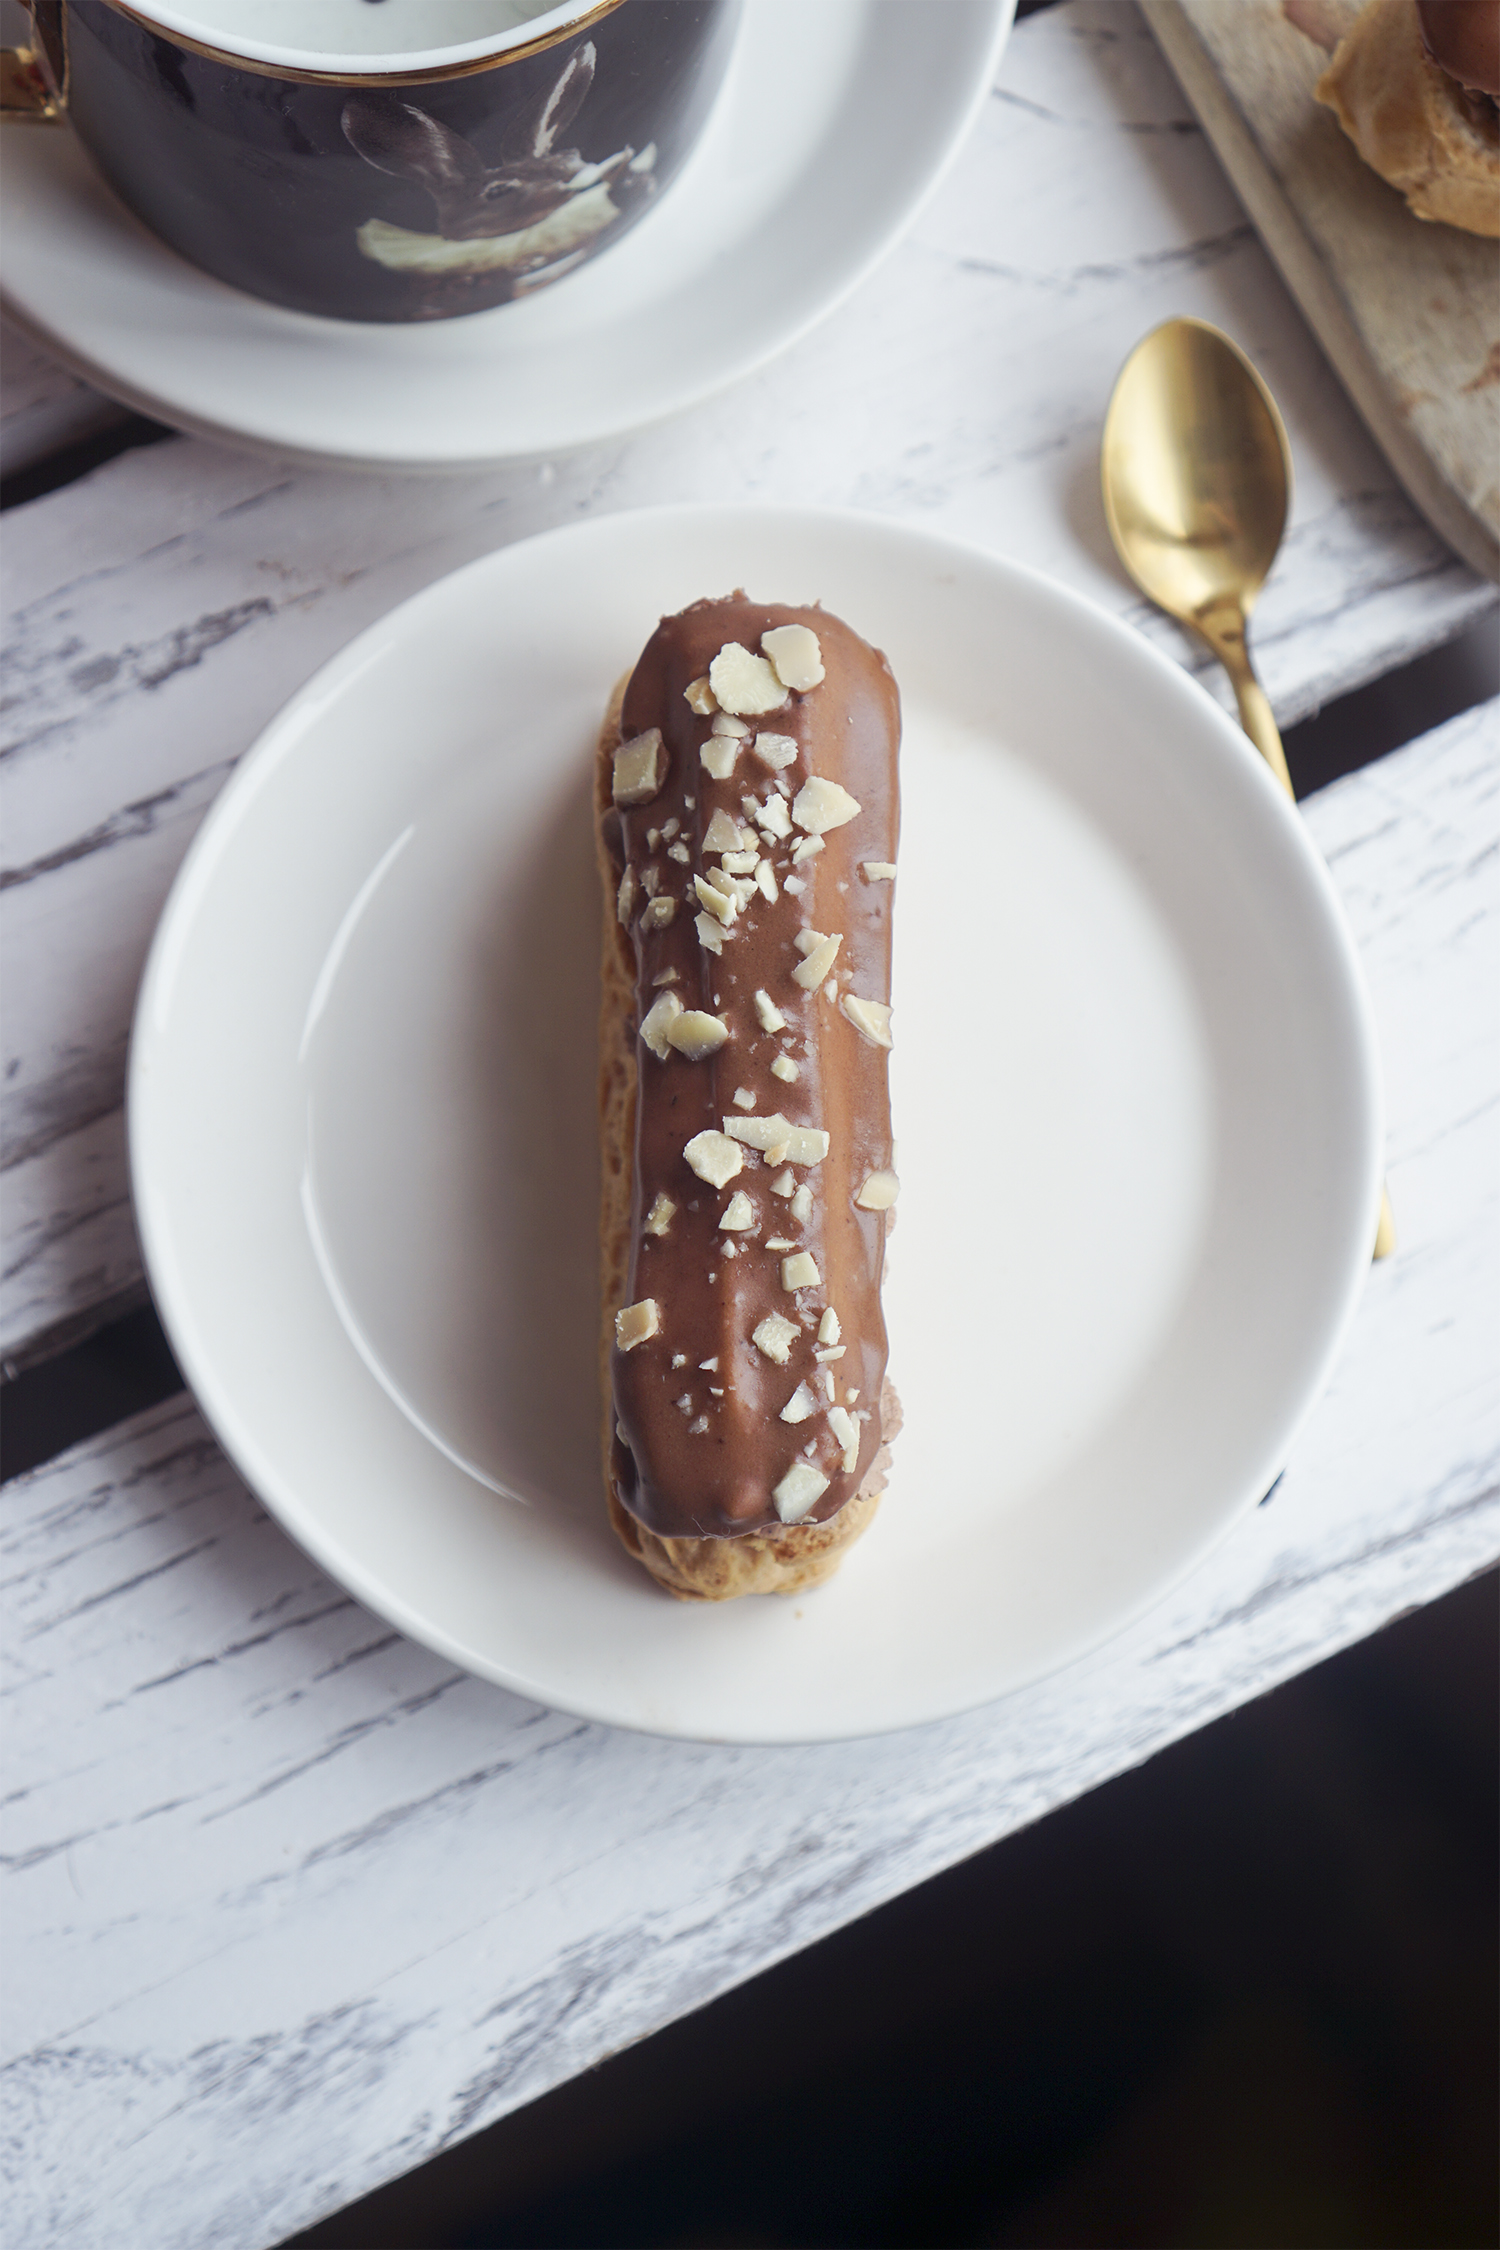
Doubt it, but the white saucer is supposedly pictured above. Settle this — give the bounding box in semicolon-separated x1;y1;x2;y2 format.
129;505;1382;1743
0;0;1013;471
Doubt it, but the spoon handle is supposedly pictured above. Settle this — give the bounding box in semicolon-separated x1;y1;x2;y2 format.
1226;663;1295;801
1194;600;1295;797
1199;613;1396;1261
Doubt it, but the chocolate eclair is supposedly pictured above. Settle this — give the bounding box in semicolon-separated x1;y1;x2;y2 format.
594;596;902;1601
1317;0;1500;235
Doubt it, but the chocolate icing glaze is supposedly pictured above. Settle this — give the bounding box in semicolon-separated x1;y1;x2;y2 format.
604;596;901;1541
1417;0;1500;97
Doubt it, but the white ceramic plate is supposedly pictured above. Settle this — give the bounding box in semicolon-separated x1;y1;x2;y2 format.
130;505;1382;1742
0;0;1012;471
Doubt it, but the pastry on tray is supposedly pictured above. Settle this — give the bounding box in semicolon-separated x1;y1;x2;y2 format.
1316;0;1500;235
594;596;902;1601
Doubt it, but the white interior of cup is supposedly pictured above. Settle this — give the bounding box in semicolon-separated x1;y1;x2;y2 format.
112;0;613;73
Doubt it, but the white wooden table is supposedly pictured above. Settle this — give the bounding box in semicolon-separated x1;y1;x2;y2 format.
3;6;1497;2245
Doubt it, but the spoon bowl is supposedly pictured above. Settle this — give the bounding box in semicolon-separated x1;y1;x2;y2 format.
1102;316;1292;629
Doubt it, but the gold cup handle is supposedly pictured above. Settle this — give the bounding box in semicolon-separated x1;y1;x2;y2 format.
2;0;65;115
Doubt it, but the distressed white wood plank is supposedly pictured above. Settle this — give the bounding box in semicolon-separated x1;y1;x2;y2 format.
3;702;1496;2250
0;315;132;479
0;1111;144;1377
2;0;1495;1358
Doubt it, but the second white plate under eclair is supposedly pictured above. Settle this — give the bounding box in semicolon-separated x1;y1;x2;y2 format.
130;505;1382;1741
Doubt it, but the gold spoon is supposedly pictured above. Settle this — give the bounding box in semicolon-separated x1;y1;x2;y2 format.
1101;315;1394;1259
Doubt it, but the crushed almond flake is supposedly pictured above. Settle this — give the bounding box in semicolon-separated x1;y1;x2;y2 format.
761;623;825;691
783;875;805;896
711;710;749;737
752;731;798;771
688;1415;710;1435
668;1010;730;1060
752;1313;799;1365
794;928;826;957
616;866;637;925
770;1056;798;1083
757;793;792;838
642;897;677;930
612;729;665;807
754;988;786;1034
684;675;716;715
791;774;861;835
827;1405;859;1472
769;1167;796;1198
765;1236;795;1251
855;1169;900;1210
722;1112;793;1152
699;737;738;781
785;1125;829;1165
615;1299;659;1350
699;1357;719;1372
638;990;683;1057
684;1130;743;1187
789;1184;813;1223
694;874;738;925
703;807;742;853
841;994;893;1048
709;643;789;717
790;837;824;864
645;1192;676;1237
773;1460;828;1523
755;861;779;903
818;1308;841;1345
732;1088;755;1111
861;861;896;881
666;841;690;864
781;1251;821;1290
640;865;661;898
793;932;843;989
695;911;725;954
814;1345;846;1363
780;1380;821;1425
720;1191;755;1231
722;850;759;875
651;967;678;986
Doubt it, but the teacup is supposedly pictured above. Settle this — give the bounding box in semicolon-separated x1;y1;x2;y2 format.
4;0;740;320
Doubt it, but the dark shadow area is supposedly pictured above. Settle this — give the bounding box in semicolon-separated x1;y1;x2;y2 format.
0;411;176;511
287;1568;1497;2250
0;1301;183;1481
1284;609;1499;799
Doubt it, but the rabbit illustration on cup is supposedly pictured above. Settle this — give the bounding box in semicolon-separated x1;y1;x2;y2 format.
341;43;656;314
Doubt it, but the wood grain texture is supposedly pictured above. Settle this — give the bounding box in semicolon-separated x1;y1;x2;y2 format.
3;699;1496;2250
1144;0;1500;579
3;0;1494;1368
